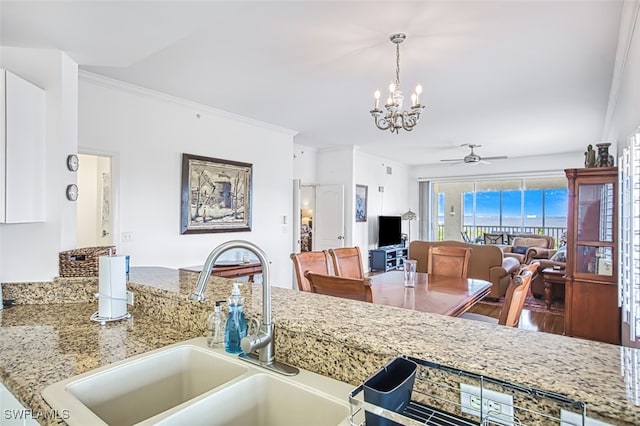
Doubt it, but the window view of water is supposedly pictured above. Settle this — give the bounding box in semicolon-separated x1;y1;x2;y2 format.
438;188;568;229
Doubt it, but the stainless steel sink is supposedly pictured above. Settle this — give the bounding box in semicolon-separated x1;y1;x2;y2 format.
42;338;352;425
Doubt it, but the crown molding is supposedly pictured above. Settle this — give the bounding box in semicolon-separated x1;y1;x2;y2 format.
78;70;299;137
602;0;640;140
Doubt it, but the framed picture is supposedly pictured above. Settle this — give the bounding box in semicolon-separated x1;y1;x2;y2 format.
355;184;368;222
181;153;252;234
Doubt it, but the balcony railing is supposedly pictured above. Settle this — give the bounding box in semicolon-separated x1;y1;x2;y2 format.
437;225;566;248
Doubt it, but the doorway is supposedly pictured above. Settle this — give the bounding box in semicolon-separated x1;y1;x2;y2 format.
292;181;345;253
77;153;113;247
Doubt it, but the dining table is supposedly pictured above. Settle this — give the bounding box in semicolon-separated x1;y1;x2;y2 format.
368;270;492;317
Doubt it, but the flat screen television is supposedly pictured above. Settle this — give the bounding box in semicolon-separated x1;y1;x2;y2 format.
378;215;402;247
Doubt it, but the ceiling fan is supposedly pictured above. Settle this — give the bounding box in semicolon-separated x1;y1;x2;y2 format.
440;144;508;165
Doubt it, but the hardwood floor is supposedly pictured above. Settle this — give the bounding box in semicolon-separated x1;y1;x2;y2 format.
465;303;565;335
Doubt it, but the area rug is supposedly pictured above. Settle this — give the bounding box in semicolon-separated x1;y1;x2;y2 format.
477;294;565;314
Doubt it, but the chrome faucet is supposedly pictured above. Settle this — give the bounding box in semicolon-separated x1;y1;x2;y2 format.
190;240;298;376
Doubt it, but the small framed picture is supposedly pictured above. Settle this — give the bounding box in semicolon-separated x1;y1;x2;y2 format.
355;184;368;222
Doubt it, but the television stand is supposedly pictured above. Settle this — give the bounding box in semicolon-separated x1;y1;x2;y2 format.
370;246;409;272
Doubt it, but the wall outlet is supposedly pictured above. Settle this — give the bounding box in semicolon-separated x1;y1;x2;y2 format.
122;232;133;242
126;291;134;306
460;383;514;426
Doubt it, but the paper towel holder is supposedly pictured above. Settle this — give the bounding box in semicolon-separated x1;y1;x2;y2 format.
90;294;131;325
90;252;131;325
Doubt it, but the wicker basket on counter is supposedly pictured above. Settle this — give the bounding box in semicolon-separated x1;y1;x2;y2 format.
59;246;116;277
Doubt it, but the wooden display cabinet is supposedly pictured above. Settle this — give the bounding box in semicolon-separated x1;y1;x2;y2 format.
564;168;620;344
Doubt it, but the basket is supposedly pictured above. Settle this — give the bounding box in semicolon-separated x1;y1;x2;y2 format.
59;246;116;277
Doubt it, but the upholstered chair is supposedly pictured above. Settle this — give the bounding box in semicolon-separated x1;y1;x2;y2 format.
502;234;555;265
529;245;566;297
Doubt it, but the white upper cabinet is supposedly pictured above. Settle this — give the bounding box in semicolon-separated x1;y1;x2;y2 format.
0;69;46;223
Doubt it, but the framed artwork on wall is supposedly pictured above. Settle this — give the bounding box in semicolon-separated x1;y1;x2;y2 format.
355;184;368;222
180;153;252;234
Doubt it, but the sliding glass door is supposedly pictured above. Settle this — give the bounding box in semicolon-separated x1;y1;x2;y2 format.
428;177;567;245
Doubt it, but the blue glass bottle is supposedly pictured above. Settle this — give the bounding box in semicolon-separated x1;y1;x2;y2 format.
224;283;247;354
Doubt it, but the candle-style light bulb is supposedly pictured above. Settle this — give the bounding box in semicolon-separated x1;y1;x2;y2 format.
411;93;417;106
374;90;380;109
415;84;423;104
389;82;395;93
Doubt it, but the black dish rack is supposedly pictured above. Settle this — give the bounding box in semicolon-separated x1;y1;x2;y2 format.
348;355;590;426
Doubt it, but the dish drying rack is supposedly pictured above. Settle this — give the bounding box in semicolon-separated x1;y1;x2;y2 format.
348;355;588;426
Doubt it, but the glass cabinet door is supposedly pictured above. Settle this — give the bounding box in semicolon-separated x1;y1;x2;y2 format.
577;183;614;242
575;182;615;277
575;245;614;275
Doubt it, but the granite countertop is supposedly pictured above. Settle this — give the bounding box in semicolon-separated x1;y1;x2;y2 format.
1;266;640;425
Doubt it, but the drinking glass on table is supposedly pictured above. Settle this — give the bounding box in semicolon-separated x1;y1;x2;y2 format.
404;259;417;287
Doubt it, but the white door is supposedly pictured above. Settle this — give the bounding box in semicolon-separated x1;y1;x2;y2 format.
77;154;113;247
314;184;345;251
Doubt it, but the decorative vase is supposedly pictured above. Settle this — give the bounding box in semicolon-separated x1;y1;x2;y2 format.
596;143;614;167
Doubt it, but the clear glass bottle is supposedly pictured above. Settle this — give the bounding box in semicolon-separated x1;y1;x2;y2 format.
206;301;225;348
224;283;247;354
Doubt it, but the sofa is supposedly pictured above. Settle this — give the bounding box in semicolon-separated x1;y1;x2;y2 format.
409;240;521;300
501;234;555;265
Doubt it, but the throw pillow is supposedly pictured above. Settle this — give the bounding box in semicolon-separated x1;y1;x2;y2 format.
550;246;567;263
513;245;528;255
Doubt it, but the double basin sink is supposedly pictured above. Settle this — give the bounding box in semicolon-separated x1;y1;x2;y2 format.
42;337;353;425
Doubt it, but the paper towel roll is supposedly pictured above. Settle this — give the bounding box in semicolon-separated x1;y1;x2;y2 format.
98;255;128;319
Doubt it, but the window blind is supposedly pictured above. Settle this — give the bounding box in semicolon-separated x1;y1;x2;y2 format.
619;127;640;342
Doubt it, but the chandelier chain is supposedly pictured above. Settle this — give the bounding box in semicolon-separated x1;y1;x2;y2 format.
395;42;401;89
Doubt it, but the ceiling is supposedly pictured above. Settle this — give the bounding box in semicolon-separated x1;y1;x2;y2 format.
0;1;624;165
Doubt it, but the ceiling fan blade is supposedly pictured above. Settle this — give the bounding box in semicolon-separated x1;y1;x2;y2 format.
481;156;508;160
440;158;463;162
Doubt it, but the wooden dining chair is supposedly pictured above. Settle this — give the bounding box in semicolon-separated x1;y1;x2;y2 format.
461;262;539;327
290;251;332;292
303;271;373;302
427;246;472;278
328;246;365;279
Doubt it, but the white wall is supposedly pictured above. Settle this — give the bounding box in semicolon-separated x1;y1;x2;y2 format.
0;47;78;282
608;3;640;148
410;151;584;182
354;151;411;250
79;73;297;288
293;144;317;184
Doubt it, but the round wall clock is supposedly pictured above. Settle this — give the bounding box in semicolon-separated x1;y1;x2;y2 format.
66;184;79;201
67;154;79;171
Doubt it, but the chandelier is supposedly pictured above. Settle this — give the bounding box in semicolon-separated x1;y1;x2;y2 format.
370;33;425;134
